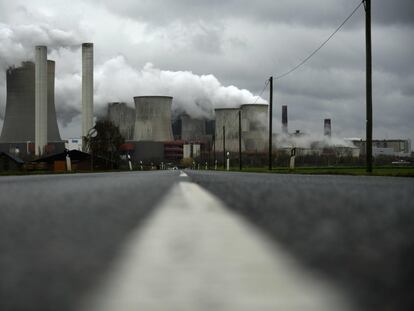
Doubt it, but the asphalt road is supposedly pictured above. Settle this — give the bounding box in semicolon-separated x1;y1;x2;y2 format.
187;171;414;311
0;170;413;311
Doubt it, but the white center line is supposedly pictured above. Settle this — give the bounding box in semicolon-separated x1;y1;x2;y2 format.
80;180;354;311
179;171;188;177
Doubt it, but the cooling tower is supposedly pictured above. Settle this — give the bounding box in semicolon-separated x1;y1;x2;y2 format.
47;61;62;142
241;104;268;152
107;102;135;140
35;45;48;155
324;119;332;137
181;114;206;141
133;96;174;142
0;60;62;154
282;105;288;134
82;43;94;141
215;108;241;152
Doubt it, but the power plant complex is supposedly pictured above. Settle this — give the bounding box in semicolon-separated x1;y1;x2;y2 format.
0;43;411;170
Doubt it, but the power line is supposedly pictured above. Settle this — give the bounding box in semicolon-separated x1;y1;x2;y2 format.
253;79;270;104
274;1;364;80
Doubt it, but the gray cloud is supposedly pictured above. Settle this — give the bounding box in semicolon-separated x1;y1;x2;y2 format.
0;0;412;144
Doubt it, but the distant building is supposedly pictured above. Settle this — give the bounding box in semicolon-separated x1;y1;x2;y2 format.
65;138;82;151
347;139;411;157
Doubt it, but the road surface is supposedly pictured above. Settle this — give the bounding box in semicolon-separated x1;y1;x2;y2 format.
0;170;413;311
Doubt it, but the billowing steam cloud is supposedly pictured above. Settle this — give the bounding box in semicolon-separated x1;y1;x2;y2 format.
0;23;82;71
94;56;266;119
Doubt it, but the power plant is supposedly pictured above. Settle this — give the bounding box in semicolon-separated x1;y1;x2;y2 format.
215;108;243;152
133;96;174;142
241;104;268;152
282;105;288;134
82;43;94;145
1;43;411;171
0;57;63;156
181;114;206;141
324;119;332;137
107;102;135;140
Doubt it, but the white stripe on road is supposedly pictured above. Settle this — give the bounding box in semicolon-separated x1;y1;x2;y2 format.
80;181;354;311
179;171;188;177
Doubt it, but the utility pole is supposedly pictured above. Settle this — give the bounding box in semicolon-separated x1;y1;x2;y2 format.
268;76;273;170
223;126;226;168
364;0;373;172
239;110;242;170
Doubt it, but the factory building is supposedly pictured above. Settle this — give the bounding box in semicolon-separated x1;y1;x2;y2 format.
133;96;174;142
107;102;135;140
241;104;268;152
0;60;64;157
348;139;411;157
214;108;241;152
181;114;206;141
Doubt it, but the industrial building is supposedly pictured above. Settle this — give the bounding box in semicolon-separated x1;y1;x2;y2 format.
347;139;411;157
241;104;268;152
0;59;64;157
133;96;174;142
214;108;242;152
107;102;135;140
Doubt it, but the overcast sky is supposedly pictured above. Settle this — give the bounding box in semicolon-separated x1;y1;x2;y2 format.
0;0;413;143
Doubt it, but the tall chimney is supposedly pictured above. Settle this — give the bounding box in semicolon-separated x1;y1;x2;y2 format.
324;118;331;137
35;46;48;156
282;105;288;134
82;43;94;149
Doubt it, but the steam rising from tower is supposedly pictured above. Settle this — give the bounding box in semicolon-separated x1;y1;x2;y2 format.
82;43;94;145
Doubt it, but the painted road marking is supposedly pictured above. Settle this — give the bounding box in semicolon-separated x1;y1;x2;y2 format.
179;171;188;177
80;181;354;311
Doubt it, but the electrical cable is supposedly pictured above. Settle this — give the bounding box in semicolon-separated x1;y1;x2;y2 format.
274;1;364;80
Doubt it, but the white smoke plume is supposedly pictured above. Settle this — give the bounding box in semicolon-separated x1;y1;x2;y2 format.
94;56;266;119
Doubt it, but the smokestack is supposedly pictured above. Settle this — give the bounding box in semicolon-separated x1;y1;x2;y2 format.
82;43;94;147
35;46;48;156
324;119;332;137
282;105;288;134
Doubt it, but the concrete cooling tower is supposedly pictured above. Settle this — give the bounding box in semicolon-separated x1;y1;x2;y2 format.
241;104;268;152
0;60;62;155
214;108;242;152
181;114;206;141
107;102;135;140
133;96;174;142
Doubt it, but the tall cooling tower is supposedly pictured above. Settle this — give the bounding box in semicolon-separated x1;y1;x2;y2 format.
47;61;62;142
35;45;48;155
133;96;174;141
181;114;206;141
214;108;241;152
0;61;61;147
82;43;94;141
241;104;268;152
324;119;332;137
282;105;288;134
107;102;135;140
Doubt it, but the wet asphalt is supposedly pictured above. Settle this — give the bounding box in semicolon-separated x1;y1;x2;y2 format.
0;170;413;311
